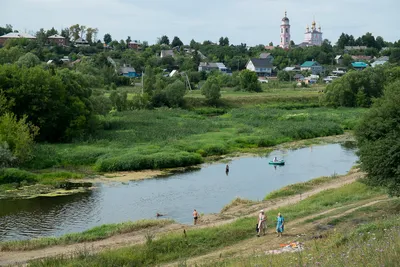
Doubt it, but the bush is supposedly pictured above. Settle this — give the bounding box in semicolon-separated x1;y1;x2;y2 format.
165;80;186;107
239;69;262;92
0;168;37;185
94;151;203;172
201;76;221;105
0;113;39;164
0;142;17;168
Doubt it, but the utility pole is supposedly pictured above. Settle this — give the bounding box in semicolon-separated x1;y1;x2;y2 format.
141;71;144;95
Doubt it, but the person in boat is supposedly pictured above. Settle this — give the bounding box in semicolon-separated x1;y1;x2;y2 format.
273;157;278;162
225;164;229;174
193;209;199;225
257;210;267;237
276;212;285;237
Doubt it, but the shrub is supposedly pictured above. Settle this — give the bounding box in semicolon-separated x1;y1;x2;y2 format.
165;80;186;108
0;168;37;185
94;151;203;172
239;69;262;92
201;76;221;105
0;142;17;168
0;113;39;164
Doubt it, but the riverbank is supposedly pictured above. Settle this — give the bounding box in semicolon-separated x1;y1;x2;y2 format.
0;167;386;266
0;133;355;201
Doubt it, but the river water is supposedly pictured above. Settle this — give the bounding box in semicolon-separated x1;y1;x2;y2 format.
0;143;357;241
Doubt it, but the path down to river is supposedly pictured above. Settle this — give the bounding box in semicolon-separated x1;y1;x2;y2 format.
0;170;364;266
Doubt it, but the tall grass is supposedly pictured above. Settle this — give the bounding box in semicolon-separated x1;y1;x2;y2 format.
0;168;83;186
24;107;366;173
0;219;173;251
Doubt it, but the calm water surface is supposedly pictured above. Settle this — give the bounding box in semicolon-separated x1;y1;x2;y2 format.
0;143;357;241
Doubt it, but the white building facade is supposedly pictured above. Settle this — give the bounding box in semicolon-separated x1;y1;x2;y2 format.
304;21;323;46
280;11;291;49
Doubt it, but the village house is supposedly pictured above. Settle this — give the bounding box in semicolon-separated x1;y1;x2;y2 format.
351;55;372;61
293;73;305;81
283;65;301;72
160;50;174;58
128;41;141;50
0;32;36;46
74;37;89;47
335;55;343;65
344;46;367;51
119;64;137;78
300;61;323;75
47;34;66;46
198;62;230;74
351;62;368;71
259;53;274;63
246;58;273;77
371;56;389;68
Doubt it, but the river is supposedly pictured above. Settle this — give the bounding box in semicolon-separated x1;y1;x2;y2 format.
0;143;357;241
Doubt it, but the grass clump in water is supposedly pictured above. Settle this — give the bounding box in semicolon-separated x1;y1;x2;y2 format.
0;219;173;251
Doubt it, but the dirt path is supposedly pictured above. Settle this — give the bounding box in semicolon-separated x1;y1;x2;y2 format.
165;197;389;267
0;170;364;266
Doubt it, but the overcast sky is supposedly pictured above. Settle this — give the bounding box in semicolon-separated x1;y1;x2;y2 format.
2;0;399;46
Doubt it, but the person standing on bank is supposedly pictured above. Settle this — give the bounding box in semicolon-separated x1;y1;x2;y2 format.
257;210;266;237
193;209;199;225
276;212;284;237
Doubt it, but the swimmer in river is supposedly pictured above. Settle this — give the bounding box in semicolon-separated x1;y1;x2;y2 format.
156;213;164;217
225;164;229;174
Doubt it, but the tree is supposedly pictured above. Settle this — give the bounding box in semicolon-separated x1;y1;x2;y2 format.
277;70;291;81
190;39;200;50
143;66;156;96
69;24;81;41
0;65;94;141
126;36;132;48
60;28;70;43
355;80;400;196
86;27;98;44
239;70;262;92
201;76;221;105
0;24;13;36
0;113;39;164
165;80;186;107
103;33;112;44
35;28;47;46
16;52;41;68
268;42;273;46
158;35;170;45
171;36;183;47
46;27;58;37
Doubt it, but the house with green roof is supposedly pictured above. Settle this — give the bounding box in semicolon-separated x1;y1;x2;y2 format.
300;60;323;75
351;62;368;71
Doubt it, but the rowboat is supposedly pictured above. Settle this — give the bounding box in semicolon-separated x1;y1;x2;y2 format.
269;160;285;166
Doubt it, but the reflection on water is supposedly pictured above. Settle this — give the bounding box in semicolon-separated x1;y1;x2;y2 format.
0;143;358;241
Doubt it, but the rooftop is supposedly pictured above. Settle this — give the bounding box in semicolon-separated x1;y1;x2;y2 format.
301;61;320;67
352;62;368;68
48;34;65;39
249;58;273;68
0;32;36;39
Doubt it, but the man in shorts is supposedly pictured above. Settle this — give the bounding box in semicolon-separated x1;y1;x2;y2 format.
193;209;199;225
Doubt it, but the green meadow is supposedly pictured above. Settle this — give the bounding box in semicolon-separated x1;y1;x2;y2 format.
25;106;365;172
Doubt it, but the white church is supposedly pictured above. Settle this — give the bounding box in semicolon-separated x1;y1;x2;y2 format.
279;11;323;49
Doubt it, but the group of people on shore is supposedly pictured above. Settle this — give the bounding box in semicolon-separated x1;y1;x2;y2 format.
257;210;284;237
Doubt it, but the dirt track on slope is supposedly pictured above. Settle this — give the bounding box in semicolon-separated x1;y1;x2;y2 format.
0;169;364;266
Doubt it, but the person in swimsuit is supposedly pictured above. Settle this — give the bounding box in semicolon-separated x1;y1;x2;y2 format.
257;210;266;237
193;209;199;225
225;164;229;174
